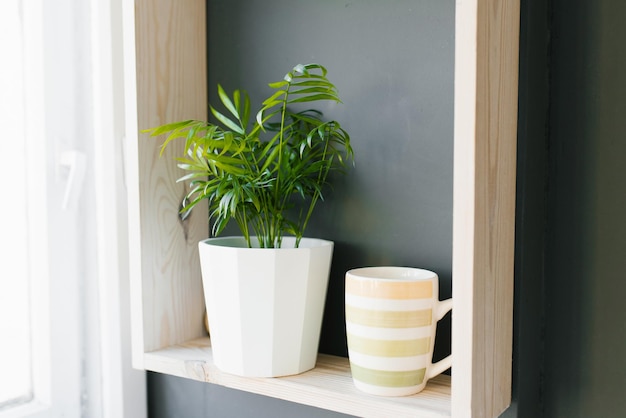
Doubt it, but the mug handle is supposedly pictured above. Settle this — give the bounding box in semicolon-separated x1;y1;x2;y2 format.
426;297;453;379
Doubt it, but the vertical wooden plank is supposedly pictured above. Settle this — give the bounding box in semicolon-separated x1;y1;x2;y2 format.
453;0;520;417
127;0;208;366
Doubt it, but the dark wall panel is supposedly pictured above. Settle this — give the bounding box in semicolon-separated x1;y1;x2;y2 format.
206;0;454;359
543;1;626;417
501;0;550;417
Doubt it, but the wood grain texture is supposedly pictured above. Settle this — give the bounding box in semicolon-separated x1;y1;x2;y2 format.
130;0;208;359
452;0;520;417
145;338;451;418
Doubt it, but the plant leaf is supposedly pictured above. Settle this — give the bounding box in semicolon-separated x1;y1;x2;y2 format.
211;106;244;134
288;93;341;104
217;85;239;119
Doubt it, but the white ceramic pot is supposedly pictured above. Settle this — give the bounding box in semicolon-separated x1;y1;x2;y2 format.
198;236;333;377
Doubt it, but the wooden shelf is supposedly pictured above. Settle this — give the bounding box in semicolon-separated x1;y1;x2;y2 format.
144;337;451;418
126;0;520;416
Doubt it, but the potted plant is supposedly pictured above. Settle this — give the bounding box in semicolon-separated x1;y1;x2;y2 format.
144;63;353;377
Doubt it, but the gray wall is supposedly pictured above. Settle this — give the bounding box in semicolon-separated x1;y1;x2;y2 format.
542;1;626;417
148;1;455;417
506;1;626;417
206;0;454;358
503;0;550;416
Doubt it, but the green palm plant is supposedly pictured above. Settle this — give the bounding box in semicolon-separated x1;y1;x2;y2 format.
144;63;353;248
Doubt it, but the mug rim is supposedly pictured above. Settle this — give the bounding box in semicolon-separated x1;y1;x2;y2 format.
346;266;437;281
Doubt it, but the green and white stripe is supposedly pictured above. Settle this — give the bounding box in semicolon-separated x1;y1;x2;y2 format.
349;363;427;388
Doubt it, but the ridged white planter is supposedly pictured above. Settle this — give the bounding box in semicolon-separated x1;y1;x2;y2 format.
198;236;333;377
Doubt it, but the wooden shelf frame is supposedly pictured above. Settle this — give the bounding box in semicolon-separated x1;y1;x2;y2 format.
124;1;520;417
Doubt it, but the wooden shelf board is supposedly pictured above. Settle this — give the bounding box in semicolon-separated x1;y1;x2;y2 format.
144;337;451;418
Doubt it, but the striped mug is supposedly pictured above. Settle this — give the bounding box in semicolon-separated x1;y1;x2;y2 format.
345;267;452;396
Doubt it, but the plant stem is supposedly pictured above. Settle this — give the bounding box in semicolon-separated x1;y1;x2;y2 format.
300;126;332;246
271;75;293;248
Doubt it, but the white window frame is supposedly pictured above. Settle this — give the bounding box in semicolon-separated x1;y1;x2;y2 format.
1;0;146;417
91;0;147;417
2;1;81;415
